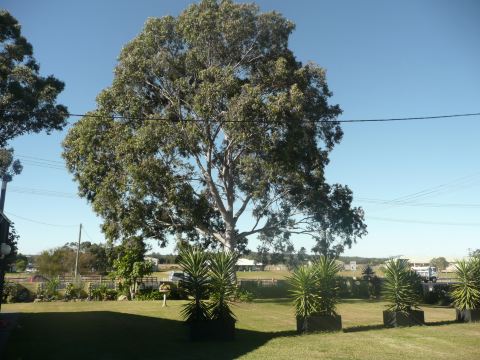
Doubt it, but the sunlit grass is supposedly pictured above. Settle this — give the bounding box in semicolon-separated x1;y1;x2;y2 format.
4;299;479;360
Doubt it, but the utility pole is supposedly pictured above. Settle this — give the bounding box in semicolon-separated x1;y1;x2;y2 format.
74;223;82;280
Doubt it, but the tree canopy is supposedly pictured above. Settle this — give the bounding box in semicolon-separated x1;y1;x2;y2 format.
63;0;366;253
0;10;68;147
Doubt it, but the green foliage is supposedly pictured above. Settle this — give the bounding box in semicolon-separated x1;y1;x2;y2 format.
288;256;341;317
35;248;75;276
135;289;165;301
178;246;211;322
430;257;449;271
89;284;117;301
64;282;87;301
234;288;254;303
0;10;68;147
112;240;152;299
63;0;366;253
450;258;480;310
208;251;238;321
361;265;375;281
315;257;342;316
2;281;32;303
382;259;421;313
15;258;27;272
37;278;60;300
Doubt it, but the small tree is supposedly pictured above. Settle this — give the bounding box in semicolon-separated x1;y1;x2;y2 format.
113;246;152;299
430;257;449;271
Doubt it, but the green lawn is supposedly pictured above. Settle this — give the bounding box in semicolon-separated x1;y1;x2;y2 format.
3;299;479;360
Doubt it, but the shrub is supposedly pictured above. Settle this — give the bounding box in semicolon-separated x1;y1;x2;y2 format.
237;280;290;299
2;282;32;303
36;278;60;301
135;289;165;301
234;288;254;303
450;258;480;311
383;259;421;312
64;282;87;301
423;283;452;306
89;284;117;301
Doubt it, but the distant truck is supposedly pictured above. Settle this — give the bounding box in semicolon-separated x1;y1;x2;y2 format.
411;266;438;282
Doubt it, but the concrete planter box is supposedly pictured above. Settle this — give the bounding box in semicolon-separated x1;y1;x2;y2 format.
383;310;425;327
296;314;342;333
188;318;235;341
456;309;480;323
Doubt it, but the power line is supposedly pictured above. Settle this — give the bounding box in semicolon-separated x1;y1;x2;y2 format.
16;154;64;165
65;111;480;124
357;197;480;209
8;186;77;199
2;108;480;124
5;211;78;227
367;216;480;227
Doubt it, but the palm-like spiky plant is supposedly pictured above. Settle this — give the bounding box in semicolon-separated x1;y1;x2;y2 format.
316;256;342;316
208;251;238;322
451;258;480;311
288;265;321;318
288;256;342;318
178;246;210;322
383;259;421;313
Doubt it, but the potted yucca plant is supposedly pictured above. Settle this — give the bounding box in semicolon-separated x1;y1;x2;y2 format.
289;256;342;333
382;259;424;327
178;246;238;341
207;251;238;340
451;258;480;322
177;246;211;340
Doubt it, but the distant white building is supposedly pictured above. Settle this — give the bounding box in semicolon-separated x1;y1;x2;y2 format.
236;258;263;271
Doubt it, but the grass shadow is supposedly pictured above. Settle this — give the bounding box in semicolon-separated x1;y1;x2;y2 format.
3;311;287;360
425;319;458;326
343;324;385;333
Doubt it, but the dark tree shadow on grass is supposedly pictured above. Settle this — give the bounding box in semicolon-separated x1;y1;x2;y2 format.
3;311;292;360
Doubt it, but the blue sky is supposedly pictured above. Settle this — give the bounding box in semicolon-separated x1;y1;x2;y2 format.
2;0;480;258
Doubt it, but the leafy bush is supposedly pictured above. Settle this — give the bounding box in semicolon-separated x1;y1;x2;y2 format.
383;259;421;313
89;284;117;301
234;288;254;303
64;282;87;301
2;282;32;303
135;289;165;301
423;283;452;306
36;278;60;300
450;258;480;310
287;256;342;318
237;280;290;299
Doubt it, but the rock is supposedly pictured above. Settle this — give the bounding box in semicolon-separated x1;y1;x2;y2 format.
117;295;128;301
33;299;43;303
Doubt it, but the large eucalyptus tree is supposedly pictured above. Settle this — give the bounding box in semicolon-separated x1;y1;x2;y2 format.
63;0;366;252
